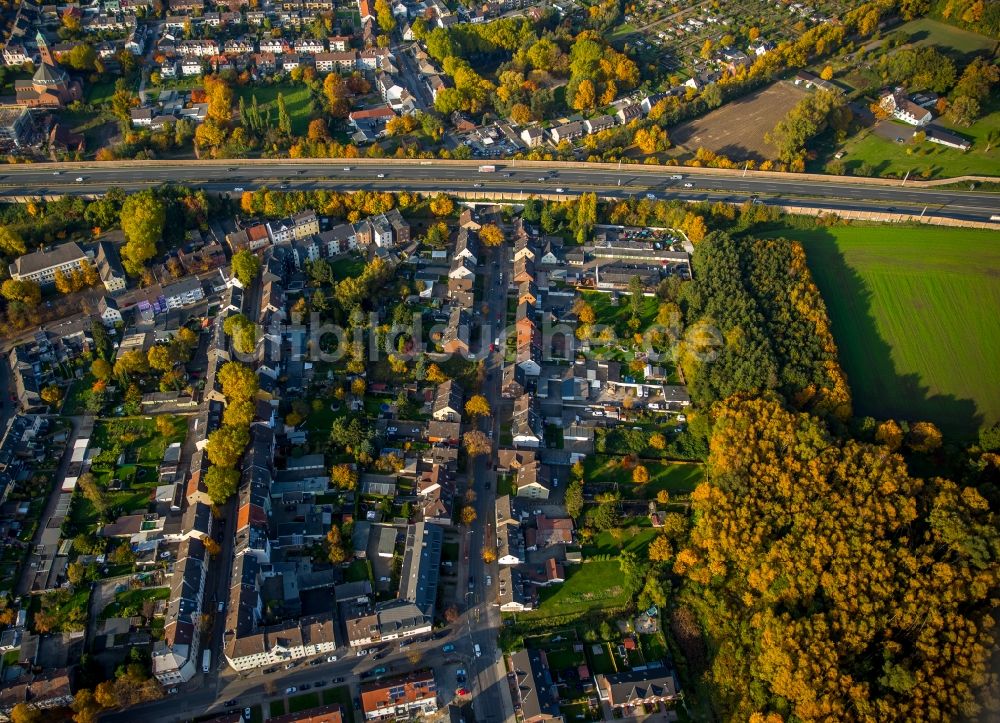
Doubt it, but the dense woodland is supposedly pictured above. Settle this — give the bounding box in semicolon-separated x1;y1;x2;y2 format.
680;232;851;422
678;396;999;721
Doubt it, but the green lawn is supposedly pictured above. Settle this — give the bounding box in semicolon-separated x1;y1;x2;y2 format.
346;559;371;583
322;686;355;723
583;523;659;557
520;561;631;620
581;291;659;337
834;109;1000;179
289;692;321;713
893;17;997;59
330;254;366;281
269;700;286;718
777;224;1000;438
236;83;314;137
100;586;169;619
584;456;704;498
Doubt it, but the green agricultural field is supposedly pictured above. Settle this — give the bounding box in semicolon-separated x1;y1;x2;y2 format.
778;224;1000;438
894;17;997;60
236;83;315;137
521;561;631;620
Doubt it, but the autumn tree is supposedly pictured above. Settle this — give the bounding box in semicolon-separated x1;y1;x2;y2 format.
223;313;257;355
77;472;107;516
375;0;395;32
429;193;454;217
463;430;491;457
0;226;25;256
203;537;221;556
482;546;497;563
820;65;834;80
875;419;904;451
678;397;1000;723
206;426;249;468
10;703;42;723
222;399;255;429
632;464;649;484
464;394;491;418
218;361;258;403
1;279;41;306
326;524;348;564
426;364;448;384
460;506;477;525
331;463;359;490
40;385;63;406
647;535;673;562
572;79;596;112
908;420;942;453
479;224;504;247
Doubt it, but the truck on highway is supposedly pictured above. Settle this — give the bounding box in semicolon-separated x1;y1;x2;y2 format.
478;165;496;173
202;649;211;673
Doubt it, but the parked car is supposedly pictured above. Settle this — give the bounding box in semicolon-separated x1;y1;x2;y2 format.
442;644;455;653
285;687;297;694
243;708;251;719
327;655;339;662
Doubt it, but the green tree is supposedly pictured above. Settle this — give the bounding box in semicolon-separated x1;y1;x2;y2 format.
206;426;249;468
223;313;257;355
231;249;261;287
204;466;239;505
565;479;584;519
276;92;292;135
0;225;26;256
120;190;166;276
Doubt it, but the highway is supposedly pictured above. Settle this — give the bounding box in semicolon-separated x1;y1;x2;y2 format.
0;160;997;222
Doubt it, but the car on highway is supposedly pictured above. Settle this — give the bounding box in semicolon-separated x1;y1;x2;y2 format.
671;174;683;180
474;182;482;187
234;186;244;192
75;177;84;183
285;687;297;694
279;183;289;189
555;187;564;193
683;182;693;188
646;193;656;200
377;173;385;178
442;644;455;653
52;171;60;175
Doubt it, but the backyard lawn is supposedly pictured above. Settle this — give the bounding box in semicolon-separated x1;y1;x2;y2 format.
289;692;321;713
583;523;659;558
581;291;660;337
521;561;631;620
584;456;704;498
775;224;1000;438
68;416;188;533
322;686;355;723
100;587;170;619
236;83;315;137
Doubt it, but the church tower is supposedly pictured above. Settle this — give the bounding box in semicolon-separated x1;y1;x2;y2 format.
36;30;53;66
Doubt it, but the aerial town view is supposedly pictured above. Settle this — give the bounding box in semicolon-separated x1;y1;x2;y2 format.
0;0;995;720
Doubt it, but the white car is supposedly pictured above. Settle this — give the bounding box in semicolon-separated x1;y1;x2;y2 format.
474;183;482;187
485;575;492;586
75;177;84;182
343;167;351;171
555;187;564;193
52;171;61;175
234;186;244;192
646;193;656;200
328;655;339;662
357;648;369;657
377;173;385;178
671;174;683;180
683;182;694;188
285;686;297;695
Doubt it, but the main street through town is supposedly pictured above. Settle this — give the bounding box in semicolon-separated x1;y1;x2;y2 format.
0;159;997;222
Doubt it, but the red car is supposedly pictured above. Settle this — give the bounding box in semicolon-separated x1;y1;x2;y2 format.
456;688;470;697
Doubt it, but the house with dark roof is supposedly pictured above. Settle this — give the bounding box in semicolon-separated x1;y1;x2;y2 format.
432;379;463;422
595;667;681;712
510;649;561;723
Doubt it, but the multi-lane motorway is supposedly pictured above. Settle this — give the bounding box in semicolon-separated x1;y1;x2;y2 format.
1;160;997;222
